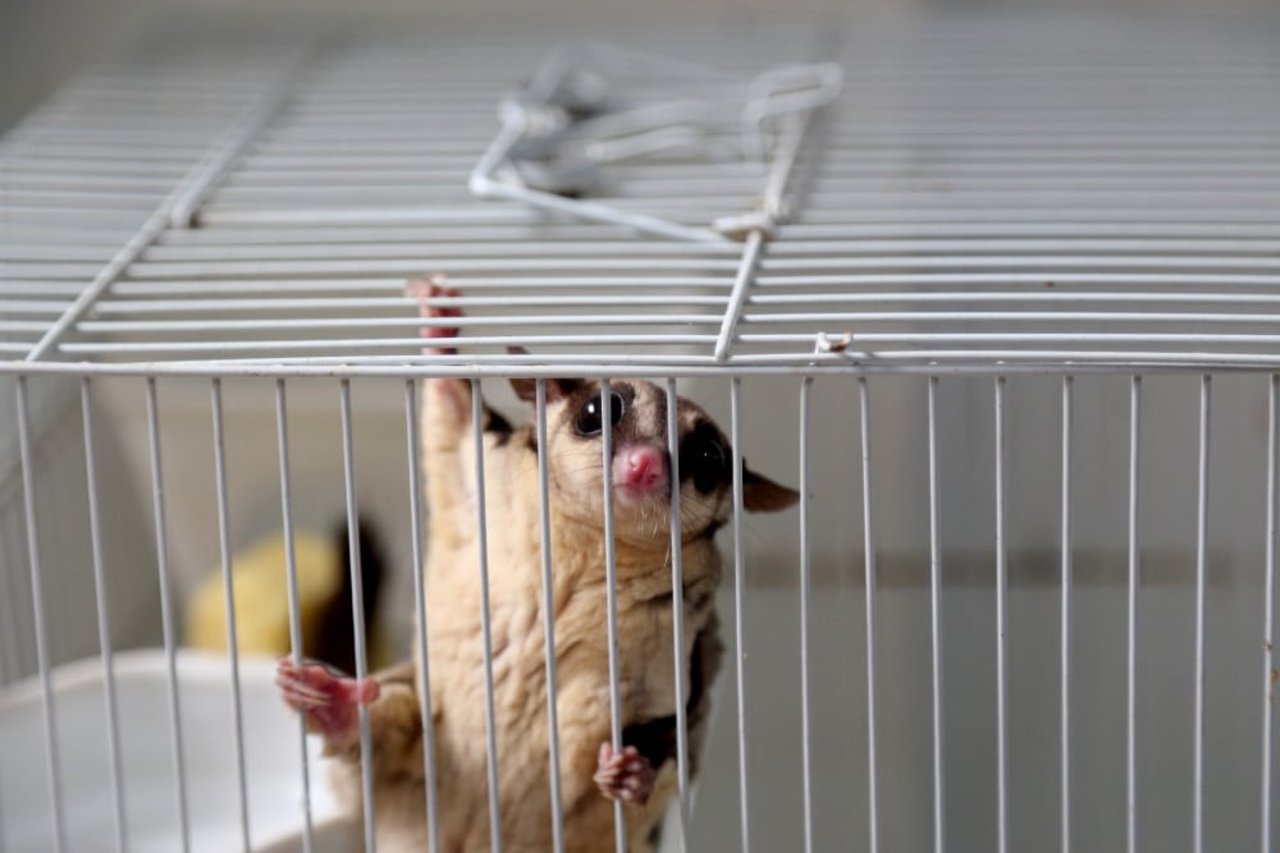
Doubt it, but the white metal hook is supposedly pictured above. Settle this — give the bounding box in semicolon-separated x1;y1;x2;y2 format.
741;62;844;162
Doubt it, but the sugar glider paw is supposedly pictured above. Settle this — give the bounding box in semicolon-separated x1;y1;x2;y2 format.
276;659;379;741
593;742;655;805
406;275;469;422
405;275;462;356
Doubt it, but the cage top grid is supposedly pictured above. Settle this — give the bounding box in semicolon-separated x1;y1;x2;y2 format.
4;15;1280;375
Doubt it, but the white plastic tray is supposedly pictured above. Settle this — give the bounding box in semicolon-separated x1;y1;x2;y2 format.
0;649;356;852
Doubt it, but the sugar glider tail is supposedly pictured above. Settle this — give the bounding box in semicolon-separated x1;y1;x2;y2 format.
312;515;388;676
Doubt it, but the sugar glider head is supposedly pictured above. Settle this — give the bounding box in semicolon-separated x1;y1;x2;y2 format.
510;377;798;544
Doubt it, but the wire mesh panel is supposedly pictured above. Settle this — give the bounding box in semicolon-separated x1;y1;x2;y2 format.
3;16;1280;369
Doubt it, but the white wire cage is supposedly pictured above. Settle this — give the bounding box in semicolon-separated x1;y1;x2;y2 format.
2;9;1280;853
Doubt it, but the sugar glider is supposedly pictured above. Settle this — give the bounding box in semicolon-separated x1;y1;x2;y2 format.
277;277;799;852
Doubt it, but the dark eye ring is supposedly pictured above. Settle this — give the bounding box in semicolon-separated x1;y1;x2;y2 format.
684;433;727;494
574;390;625;436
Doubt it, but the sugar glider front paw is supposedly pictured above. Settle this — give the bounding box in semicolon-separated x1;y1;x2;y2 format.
593;742;655;805
406;275;469;427
276;659;380;745
406;274;461;356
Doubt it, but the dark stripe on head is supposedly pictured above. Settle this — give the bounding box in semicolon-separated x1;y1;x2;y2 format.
653;388;669;447
485;406;513;446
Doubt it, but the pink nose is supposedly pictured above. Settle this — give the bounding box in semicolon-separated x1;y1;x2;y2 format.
614;445;667;492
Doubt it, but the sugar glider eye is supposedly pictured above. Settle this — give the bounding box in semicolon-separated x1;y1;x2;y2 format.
691;438;725;493
683;431;726;494
574;390;625;437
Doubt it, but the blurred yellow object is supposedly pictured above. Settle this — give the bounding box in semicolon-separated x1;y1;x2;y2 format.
185;524;390;672
186;532;340;657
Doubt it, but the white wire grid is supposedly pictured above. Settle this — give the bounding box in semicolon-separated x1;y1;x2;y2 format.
2;11;1280;853
4;16;1280;372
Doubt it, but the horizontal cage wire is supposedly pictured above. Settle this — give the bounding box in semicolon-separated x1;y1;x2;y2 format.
1;9;1280;853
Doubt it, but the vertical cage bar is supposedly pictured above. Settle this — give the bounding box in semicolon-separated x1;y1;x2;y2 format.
665;378;691;850
210;378;252;852
1127;376;1141;853
535;380;567;853
405;381;442;853
80;378;128;852
713;230;765;362
470;378;504;853
15;376;66;853
146;378;191;852
859;377;880;853
1193;375;1211;853
799;377;815;853
599;379;627;852
338;380;378;853
927;377;946;853
1060;376;1073;853
274;380;315;853
1263;374;1279;853
994;376;1009;853
729;378;752;853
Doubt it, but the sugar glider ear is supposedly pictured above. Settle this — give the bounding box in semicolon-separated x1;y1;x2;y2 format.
509;377;584;404
506;350;585;403
742;466;800;512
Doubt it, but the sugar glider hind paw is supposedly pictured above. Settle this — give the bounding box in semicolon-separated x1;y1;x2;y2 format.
593;742;656;805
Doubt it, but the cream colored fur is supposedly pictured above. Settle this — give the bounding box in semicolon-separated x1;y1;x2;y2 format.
322;376;787;852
